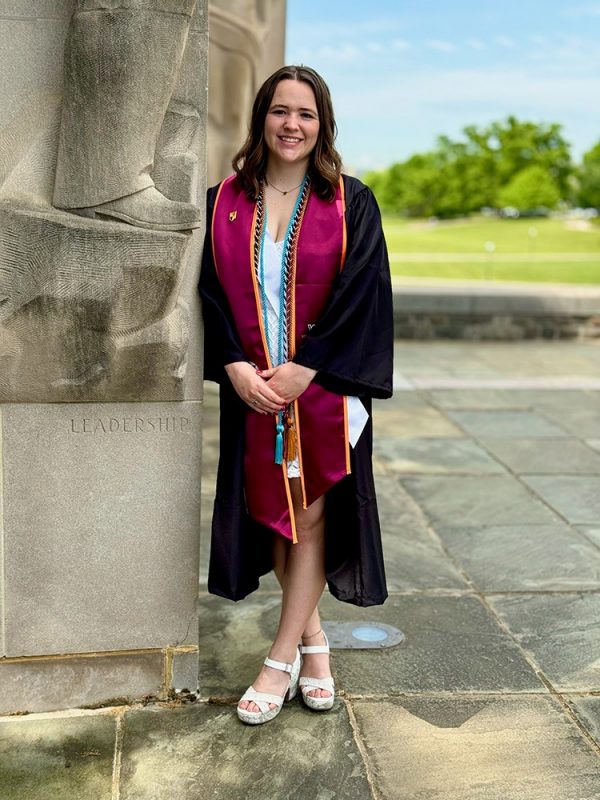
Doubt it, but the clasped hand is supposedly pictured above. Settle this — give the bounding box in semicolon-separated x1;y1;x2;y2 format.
224;361;316;415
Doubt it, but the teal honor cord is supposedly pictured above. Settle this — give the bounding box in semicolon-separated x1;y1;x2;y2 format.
257;176;309;464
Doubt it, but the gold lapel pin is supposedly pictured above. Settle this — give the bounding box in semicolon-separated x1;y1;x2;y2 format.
229;211;237;222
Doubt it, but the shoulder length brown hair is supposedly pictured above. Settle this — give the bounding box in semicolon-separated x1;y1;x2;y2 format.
232;65;342;202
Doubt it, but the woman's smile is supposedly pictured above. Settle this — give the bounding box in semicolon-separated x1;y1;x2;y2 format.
264;79;320;168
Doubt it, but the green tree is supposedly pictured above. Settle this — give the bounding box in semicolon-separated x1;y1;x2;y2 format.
366;116;574;217
365;156;439;216
578;141;600;209
489;116;572;197
497;164;561;210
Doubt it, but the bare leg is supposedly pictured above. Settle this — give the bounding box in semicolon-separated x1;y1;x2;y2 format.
272;541;332;700
272;532;289;586
299;609;332;699
239;479;330;712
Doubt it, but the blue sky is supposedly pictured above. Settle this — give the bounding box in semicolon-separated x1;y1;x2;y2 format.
286;0;600;173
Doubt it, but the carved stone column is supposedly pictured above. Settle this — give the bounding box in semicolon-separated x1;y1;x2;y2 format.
207;0;286;185
0;0;208;713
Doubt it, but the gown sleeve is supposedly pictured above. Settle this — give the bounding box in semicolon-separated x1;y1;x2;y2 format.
198;187;247;383
293;182;394;399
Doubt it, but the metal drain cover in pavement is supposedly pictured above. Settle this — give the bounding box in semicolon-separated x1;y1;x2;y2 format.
322;621;404;649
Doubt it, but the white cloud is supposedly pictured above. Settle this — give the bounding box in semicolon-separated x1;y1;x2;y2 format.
562;2;600;16
287;16;407;45
332;66;600;168
466;38;485;50
313;43;362;62
392;38;410;50
426;39;457;53
335;68;600;114
366;41;385;54
494;36;516;48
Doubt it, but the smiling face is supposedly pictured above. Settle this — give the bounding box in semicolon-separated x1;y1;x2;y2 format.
263;79;320;172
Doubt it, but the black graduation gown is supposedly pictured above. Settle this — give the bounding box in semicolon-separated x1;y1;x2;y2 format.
198;174;394;607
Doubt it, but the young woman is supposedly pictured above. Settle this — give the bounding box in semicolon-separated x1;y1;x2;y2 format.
199;65;393;724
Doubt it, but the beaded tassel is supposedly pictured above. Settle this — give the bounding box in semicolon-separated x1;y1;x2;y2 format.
274;413;285;465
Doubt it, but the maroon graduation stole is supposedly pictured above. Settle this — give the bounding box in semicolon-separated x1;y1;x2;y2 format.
211;174;350;542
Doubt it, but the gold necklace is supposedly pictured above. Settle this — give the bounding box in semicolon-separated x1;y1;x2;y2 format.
265;178;303;196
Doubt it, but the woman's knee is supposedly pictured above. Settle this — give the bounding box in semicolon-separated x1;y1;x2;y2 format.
294;505;325;543
288;480;326;542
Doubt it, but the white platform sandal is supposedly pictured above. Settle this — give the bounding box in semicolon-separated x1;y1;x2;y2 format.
299;630;335;711
237;647;301;725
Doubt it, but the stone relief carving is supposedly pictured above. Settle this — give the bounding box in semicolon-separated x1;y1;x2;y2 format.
0;0;206;402
207;0;285;185
54;0;202;231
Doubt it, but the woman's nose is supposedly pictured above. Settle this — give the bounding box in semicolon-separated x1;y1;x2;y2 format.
283;113;300;129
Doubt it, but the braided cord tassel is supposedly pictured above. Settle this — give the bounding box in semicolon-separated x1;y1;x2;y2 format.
274;413;285;464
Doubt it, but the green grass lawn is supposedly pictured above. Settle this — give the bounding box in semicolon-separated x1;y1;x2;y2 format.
382;216;600;284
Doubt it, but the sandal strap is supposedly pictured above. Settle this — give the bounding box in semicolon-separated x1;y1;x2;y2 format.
299;676;335;691
264;656;294;673
300;644;329;654
239;685;284;711
300;631;330;655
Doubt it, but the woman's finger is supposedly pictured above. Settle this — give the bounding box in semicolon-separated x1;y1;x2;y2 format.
259;384;286;405
248;393;282;414
257;367;277;378
261;398;284;413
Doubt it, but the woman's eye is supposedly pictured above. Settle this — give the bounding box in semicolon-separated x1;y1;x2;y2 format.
301;113;316;120
271;109;285;116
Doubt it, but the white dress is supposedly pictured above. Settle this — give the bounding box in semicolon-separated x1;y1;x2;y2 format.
259;230;368;478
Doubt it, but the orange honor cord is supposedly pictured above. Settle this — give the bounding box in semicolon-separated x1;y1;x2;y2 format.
249;204;273;370
339;175;347;272
293;398;308;510
282;465;298;543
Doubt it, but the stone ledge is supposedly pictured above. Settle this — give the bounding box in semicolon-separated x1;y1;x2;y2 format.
392;280;600;339
0;646;198;715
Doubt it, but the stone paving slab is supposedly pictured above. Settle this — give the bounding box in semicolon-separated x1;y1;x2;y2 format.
479;438;600;475
535;406;600;438
197;593;284;699
580;526;600;548
352;695;600;800
588;439;600;453
565;696;600;749
197;591;542;698
435;524;600;592
118;702;371;800
375;476;469;591
519;390;600;413
458;343;600;377
429;388;600;411
401;475;560;527
316;593;543;695
446;410;570;438
488;593;600;692
374;436;505;475
427;388;539;410
521;476;600;525
372;403;463;438
394;348;501;379
0;713;116;800
394;342;600;380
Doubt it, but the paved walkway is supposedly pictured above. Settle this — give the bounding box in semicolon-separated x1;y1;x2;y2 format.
3;340;600;799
